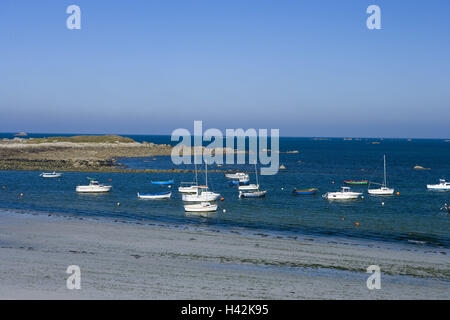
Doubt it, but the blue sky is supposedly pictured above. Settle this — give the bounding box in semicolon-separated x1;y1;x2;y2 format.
0;0;449;138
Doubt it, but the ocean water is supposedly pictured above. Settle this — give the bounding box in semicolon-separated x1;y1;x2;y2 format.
0;133;449;248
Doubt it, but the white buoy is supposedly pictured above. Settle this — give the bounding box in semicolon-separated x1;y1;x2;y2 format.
223;209;226;213
382;202;385;206
117;202;120;206
361;196;364;199
281;187;284;190
168;185;172;188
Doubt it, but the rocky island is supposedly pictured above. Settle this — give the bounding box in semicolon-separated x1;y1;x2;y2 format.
0;135;174;172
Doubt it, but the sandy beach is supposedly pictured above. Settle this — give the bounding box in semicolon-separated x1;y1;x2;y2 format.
0;209;448;299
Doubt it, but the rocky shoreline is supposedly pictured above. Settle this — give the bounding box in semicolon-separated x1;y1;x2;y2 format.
0;135;177;172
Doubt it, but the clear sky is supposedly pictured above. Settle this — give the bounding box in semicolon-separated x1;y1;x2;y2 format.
0;0;449;138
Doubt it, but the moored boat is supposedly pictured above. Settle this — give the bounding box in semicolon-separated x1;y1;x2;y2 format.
137;191;171;199
239;190;267;198
323;187;362;200
292;188;318;195
184;202;218;212
344;180;368;185
76;179;112;193
368;155;395;195
151;180;174;185
427;179;450;190
40;172;63;178
225;172;248;179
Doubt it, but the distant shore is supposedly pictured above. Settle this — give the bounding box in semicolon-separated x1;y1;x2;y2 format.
0;209;448;299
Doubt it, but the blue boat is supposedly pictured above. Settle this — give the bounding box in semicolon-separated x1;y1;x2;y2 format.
151;180;174;185
292;188;318;195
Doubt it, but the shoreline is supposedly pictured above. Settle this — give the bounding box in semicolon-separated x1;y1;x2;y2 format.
0;208;448;299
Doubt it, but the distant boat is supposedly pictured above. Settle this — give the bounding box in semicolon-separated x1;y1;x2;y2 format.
292;188;318;195
225;172;248;179
178;163;199;194
184;202;218;212
427;179;450;191
76;179;112;193
323;186;362;200
137;191;171;199
229;175;250;186
14;132;27;137
238;164;267;199
181;164;220;202
441;203;450;214
151;180;174;185
344;180;368;185
40;172;63;178
368;155;395;195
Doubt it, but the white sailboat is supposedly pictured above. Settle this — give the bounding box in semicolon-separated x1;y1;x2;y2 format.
239;164;267;198
181;163;220;202
178;163;200;194
368;155;395;195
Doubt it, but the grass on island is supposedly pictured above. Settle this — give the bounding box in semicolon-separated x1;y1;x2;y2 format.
25;135;136;144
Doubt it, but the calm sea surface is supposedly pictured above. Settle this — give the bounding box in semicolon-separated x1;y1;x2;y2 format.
1;133;449;248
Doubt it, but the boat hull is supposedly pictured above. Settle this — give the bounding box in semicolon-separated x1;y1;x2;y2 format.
368;188;394;195
292;188;318;195
76;185;112;193
427;185;450;190
178;186;200;194
40;173;63;178
182;192;220;202
137;192;171;199
184;203;218;212
323;192;362;200
151;180;174;185
239;190;267;198
238;184;259;191
344;181;368;185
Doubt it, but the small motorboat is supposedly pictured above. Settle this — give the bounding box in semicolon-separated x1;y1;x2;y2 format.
239;190;267;198
229;177;250;186
225;172;248;179
344;180;368;185
292;188;318;195
441;204;450;214
40;172;63;178
427;179;450;191
76;179;112;193
137;191;171;199
323;187;362;200
151;180;174;185
184;202;218;212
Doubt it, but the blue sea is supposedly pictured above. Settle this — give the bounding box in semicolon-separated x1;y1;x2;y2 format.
1;133;449;249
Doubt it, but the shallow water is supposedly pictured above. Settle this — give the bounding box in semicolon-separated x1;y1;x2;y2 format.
0;134;449;248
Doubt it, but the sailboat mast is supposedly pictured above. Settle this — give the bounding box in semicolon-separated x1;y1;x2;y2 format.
255;163;259;186
194;162;198;185
205;163;208;188
383;154;387;187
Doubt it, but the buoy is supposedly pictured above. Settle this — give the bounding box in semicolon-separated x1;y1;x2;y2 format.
108;179;112;182
361;196;364;199
2;186;5;190
223;209;226;213
281;187;284;190
332;181;335;184
20;193;23;197
396;192;400;196
168;185;172;188
341;218;345;221
355;222;359;226
220;197;224;201
381;202;385;206
117;202;120;206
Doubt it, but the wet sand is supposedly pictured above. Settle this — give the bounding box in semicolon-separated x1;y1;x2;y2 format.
0;210;448;299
